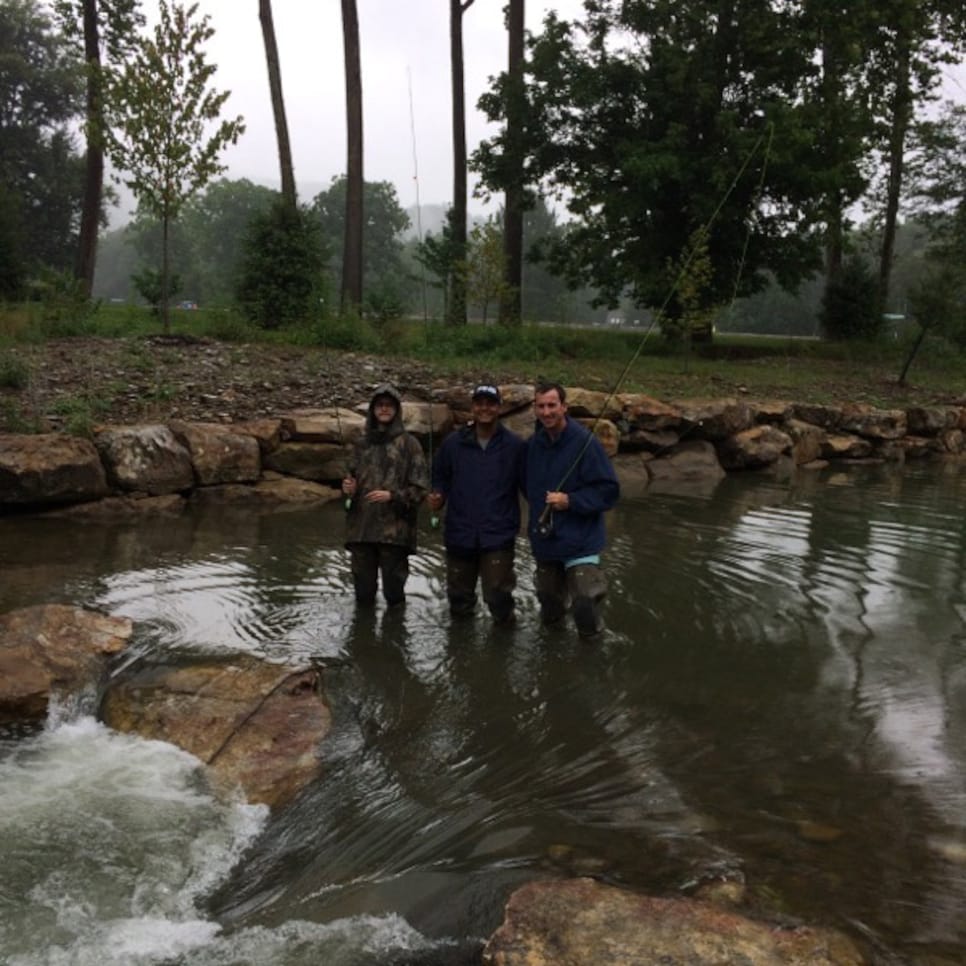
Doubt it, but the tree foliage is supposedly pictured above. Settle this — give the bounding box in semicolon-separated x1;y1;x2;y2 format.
102;0;244;331
476;0;825;336
0;0;84;289
53;0;144;295
311;176;410;315
236;199;327;329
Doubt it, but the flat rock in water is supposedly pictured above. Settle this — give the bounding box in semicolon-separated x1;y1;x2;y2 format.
101;656;331;810
0;604;133;722
483;878;866;965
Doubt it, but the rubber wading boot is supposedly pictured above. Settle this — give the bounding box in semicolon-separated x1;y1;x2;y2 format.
573;597;601;638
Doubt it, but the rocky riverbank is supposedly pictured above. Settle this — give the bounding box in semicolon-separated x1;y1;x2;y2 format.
2;376;966;516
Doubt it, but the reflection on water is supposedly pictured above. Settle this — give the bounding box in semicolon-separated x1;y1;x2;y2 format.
2;462;966;963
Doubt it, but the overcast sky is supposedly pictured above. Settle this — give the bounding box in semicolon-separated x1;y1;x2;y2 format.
179;2;965;218
187;1;584;215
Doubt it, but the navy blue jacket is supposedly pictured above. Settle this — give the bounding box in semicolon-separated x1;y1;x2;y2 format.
524;417;619;562
432;422;526;554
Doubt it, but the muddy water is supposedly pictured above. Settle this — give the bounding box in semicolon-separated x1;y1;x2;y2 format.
2;461;965;964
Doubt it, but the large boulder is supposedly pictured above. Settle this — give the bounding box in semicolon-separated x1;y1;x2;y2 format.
264;441;352;482
169;420;261;485
0;604;133;722
0;433;108;509
717;425;793;470
839;404;906;441
279;407;365;445
565;388;622;421
647;440;726;485
400;401;454;440
102;656;331;810
673;398;756;441
620;394;684;432
94;424;195;495
483;878;866;965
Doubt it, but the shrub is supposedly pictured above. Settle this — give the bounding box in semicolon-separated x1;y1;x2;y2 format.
236;201;328;329
820;256;882;341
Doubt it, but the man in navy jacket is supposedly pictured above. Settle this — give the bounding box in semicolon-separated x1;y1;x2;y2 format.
524;381;620;637
428;384;526;624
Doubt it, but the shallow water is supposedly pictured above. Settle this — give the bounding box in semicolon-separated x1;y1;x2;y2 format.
2;462;966;963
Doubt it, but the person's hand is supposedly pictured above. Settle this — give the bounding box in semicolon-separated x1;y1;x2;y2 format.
365;489;392;503
545;490;570;511
427;491;445;511
342;476;357;496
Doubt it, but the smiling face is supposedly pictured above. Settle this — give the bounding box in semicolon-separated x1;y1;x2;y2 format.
471;394;501;427
534;387;567;435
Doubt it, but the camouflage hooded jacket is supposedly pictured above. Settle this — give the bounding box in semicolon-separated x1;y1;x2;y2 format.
345;384;429;551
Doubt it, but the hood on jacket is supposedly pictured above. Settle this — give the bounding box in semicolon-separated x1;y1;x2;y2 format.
366;383;405;440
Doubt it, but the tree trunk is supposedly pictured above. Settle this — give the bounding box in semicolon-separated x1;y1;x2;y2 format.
75;0;103;298
258;0;297;209
878;36;913;316
161;212;171;334
819;30;844;300
448;0;475;327
341;0;364;313
498;0;524;327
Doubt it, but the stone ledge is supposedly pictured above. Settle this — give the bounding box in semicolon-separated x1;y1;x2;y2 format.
3;388;964;516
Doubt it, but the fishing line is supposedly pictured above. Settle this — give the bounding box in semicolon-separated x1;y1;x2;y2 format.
536;123;774;535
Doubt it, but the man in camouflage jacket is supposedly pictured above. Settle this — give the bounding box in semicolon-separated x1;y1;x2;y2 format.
342;384;429;606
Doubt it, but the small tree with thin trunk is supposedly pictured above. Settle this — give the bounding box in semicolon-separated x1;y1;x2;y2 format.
103;0;244;332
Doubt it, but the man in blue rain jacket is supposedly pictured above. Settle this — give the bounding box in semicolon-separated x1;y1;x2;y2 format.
428;384;526;624
524;381;620;637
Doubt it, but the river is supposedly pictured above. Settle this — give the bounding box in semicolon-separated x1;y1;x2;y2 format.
2;461;965;964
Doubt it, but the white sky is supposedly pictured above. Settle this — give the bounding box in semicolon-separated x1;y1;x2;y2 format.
187;1;964;215
191;1;585;213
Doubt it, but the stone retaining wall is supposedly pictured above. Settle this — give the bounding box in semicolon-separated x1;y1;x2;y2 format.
2;383;964;515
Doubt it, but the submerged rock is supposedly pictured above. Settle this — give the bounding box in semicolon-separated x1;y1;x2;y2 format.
101;656;331;810
483;878;866;965
0;604;133;722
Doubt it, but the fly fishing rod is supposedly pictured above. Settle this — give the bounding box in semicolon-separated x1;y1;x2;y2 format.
535;123;774;537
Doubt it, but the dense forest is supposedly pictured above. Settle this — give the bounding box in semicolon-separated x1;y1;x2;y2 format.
2;0;965;341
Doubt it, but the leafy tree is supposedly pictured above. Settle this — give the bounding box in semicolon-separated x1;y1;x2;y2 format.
448;0;476;326
414;208;458;317
311;176;410;307
820;255;881;340
340;0;363;312
102;0;244;332
179;177;277;304
466;217;508;323
866;0;966;314
258;0;296;209
54;0;144;296
906;102;966;268
0;184;26;298
477;1;823;339
236;199;327;329
0;0;84;283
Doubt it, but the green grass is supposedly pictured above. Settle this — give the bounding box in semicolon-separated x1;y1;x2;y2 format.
3;300;966;408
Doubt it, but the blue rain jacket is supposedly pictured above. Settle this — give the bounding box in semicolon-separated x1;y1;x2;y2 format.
524;417;619;562
432;422;526;554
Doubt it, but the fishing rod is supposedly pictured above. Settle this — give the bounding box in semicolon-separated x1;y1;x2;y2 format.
535;123;774;537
